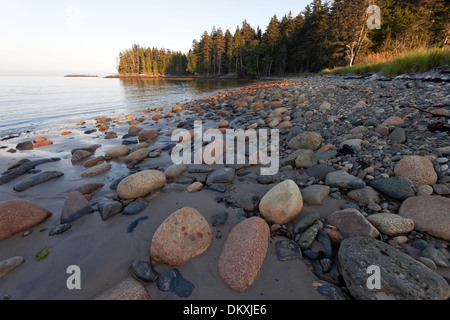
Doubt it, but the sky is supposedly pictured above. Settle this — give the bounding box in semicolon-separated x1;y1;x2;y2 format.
0;0;311;76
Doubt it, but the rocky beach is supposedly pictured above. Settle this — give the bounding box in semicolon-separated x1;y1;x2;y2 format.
0;70;449;301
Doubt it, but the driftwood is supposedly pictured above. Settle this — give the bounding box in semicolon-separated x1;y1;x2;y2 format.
401;104;450;118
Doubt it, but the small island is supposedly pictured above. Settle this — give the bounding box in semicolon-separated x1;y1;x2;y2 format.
64;74;98;77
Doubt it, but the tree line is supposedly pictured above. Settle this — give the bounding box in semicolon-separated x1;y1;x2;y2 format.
116;0;449;77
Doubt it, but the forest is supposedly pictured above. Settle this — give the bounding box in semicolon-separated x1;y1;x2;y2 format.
116;0;449;77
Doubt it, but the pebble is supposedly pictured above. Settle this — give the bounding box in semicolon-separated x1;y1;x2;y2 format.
123;201;148;215
274;238;302;261
81;163;112;177
301;185;330;205
48;223;71;236
157;269;194;298
0;256;25;279
298;220;322;250
127;216;148;233
130;260;159;282
325;170;365;189
13;171;64;192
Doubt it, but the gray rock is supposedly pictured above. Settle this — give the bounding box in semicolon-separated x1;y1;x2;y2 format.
0;256;24;279
339;237;450;300
98;201;123;221
206;168;235;185
313;280;350;300
288;132;322;151
325;170;365;189
235;193;260;211
432;184;450;195
274;238;302;261
60;191;94;224
131;260;159;283
123;201;148;215
164;163;188;179
306;164;336;180
314;150;338;162
294;212;321;233
212;211;228;227
317;229;333;258
417;185;433;196
286;126;304;142
13;171;64;192
294;149;318;168
346;186;381;206
388;127;406;144
301;185;330;205
369;177;415;201
298;220;323;250
421;246;450;268
325;208;379;239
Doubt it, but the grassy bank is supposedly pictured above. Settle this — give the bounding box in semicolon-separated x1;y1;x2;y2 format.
320;48;450;76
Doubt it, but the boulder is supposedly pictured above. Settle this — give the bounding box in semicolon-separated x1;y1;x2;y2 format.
339;237;450;300
394;156;437;187
150;207;212;266
259;179;303;224
218;216;269;292
117;170;166;200
0;199;52;241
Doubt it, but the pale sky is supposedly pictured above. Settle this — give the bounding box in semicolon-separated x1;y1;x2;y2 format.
0;0;311;76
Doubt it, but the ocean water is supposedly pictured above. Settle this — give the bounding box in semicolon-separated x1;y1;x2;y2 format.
0;76;254;136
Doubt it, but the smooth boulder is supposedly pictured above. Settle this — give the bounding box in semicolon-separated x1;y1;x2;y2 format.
259;179;303;224
218;216;270;293
150;207;212;266
117;170;166;200
0;199;52;241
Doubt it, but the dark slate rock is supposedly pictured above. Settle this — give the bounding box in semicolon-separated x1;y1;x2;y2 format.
339;237;450;300
123;201;148;215
275;238;302;261
212;211;228;227
131;260;159;283
256;173;274;184
235;193;260;211
127;216;148;233
369;177;415;201
206;168;235;185
207;183;226;193
109;175;130;189
13;171;64;192
157;269;194;298
16;141;33;151
317;229;333;258
313;280;351;300
388;127;406;144
49;223;71;236
98;201;123;221
307;162;334;178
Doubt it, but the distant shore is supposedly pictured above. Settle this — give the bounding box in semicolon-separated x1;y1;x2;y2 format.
104;73;286;81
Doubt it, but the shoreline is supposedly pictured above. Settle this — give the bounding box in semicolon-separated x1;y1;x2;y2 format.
0;74;449;300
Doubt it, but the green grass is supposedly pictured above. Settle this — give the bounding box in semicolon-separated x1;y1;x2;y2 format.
320;48;450;76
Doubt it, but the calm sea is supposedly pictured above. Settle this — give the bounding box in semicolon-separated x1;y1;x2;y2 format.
0;76;254;136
